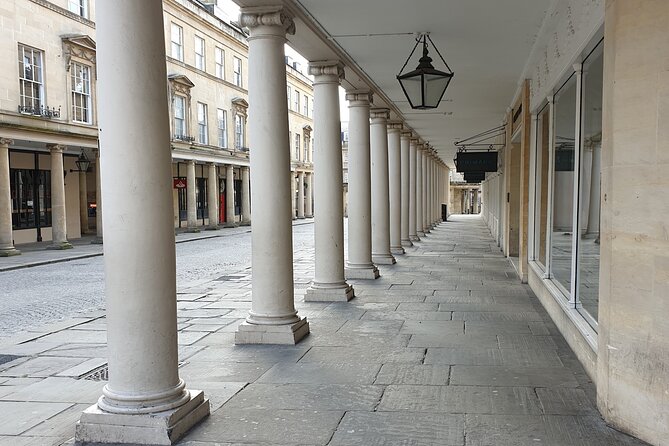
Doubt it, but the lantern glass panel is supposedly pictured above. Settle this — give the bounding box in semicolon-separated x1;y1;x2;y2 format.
399;74;422;108
424;73;451;108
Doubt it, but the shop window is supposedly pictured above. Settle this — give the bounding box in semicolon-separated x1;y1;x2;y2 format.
577;41;604;324
10;168;51;230
534;104;550;268
196;177;208;220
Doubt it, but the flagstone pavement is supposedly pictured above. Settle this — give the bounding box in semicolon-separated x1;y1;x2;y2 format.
0;215;648;445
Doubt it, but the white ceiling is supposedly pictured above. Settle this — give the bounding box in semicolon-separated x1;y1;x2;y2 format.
233;0;553;166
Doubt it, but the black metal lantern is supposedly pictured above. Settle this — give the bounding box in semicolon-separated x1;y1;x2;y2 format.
74;152;91;172
397;33;454;110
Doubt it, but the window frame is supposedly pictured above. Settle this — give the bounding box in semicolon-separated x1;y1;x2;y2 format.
215;47;224;79
234;113;244;149
170;23;184;62
194;35;205;71
197;102;208;145
217;108;227;148
17;44;45;112
173;95;187;139
232;56;242;87
68;0;88;18
70;61;92;124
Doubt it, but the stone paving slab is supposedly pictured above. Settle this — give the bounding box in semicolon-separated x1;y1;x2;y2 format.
0;216;650;446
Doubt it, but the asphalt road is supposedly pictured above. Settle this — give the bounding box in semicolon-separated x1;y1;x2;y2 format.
0;223;315;340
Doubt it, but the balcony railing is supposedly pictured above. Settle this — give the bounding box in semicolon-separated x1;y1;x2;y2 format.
174;134;195;143
18;105;61;119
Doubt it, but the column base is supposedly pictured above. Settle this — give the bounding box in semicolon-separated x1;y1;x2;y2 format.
417;231;426;237
305;214;313;218
47;241;73;250
223;222;239;228
305;283;354;302
205;225;219;231
409;235;420;242
184;227;200;233
372;254;396;265
241;220;252;226
0;247;21;257
391;246;405;255
235;318;309;345
75;390;209;446
297;216;305;219
345;265;380;280
401;239;413;247
90;236;103;245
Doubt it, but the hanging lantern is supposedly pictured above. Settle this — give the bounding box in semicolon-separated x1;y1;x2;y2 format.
397;33;454;110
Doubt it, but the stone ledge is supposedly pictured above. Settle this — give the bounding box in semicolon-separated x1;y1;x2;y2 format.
235;318;309;345
345;266;380;280
305;284;354;302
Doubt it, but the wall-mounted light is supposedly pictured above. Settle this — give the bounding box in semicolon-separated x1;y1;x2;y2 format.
397;33;454;110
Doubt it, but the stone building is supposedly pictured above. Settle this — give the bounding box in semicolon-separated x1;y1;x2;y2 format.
0;0;314;253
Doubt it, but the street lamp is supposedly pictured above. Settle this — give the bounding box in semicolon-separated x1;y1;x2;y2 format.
397;33;454;110
71;151;91;172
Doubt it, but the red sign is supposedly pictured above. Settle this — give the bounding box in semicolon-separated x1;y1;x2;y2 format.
173;178;187;189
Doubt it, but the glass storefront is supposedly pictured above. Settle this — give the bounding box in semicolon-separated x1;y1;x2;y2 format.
531;38;603;329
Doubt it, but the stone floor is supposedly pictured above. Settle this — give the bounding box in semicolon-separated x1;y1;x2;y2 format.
0;215;646;445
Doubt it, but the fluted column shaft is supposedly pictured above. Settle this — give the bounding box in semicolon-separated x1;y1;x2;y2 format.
387;122;404;255
76;2;209;443
0;139;19;256
306;61;353;301
235;6;308;344
241;166;251;225
370;108;395;265
186;160;198;231
225;164;235;226
47;144;72;249
297;171;305;218
400;131;412;247
345;90;379;279
207;163;219;229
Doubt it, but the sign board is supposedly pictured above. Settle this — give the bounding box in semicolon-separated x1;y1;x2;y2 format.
455;152;498;173
173;177;187;189
464;171;485;183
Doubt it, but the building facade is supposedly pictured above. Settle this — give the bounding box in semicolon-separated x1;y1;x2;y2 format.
0;0;314;254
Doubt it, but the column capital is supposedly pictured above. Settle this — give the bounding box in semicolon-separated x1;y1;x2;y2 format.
208;162;217;167
187;159;196;166
345;89;373;106
400;130;413;139
308;60;345;84
387;121;403;132
46;144;66;153
240;5;295;36
0;138;13;147
370;108;390;122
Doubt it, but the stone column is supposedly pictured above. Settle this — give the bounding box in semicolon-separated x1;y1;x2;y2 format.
305;172;313;218
241;166;251;225
186;159;198;232
47;144;72;249
370;108;395;264
207;163;219;229
421;148;430;233
0;139;19;256
235;6;308;344
345;90;379;279
426;153;433;228
75;1;209;444
416;145;425;237
91;151;103;244
297;171;305;219
387;121;404;255
290;170;297;220
400;131;412;247
409;138;419;242
225;164;236;227
305;61;353;302
79;168;89;235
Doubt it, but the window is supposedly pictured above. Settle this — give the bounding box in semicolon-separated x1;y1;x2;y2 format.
196;177;208;220
18;45;44;111
68;0;87;18
10;168;51;230
70;62;92;123
217;108;227;148
194;36;205;71
171;24;183;61
233;57;242;87
534;104;550;268
294;133;301;160
215;47;224;79
287;86;291;109
304;135;310;162
234;114;244;149
197;102;208;145
174;96;186;138
294;90;300;113
303;95;309;116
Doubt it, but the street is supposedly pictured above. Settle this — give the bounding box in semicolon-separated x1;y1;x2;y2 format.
0;223;315;340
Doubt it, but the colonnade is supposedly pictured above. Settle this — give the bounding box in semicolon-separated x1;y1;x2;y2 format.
75;2;448;444
291;169;313;220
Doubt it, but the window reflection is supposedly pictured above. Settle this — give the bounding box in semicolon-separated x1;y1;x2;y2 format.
535;105;550;267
